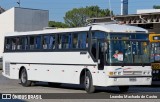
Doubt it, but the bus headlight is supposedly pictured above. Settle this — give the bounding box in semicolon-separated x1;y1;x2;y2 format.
108;72;123;76
108;72;114;76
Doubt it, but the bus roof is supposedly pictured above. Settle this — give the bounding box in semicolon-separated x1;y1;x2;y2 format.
93;24;148;33
5;23;148;36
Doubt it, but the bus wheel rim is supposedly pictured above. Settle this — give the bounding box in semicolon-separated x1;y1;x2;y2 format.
85;76;90;89
21;71;27;83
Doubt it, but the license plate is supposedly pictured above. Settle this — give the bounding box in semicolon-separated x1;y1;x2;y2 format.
129;78;137;82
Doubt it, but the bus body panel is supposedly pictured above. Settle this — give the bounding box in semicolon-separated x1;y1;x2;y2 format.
3;47;152;87
3;52;96;84
92;66;152;86
2;62;152;87
3;52;94;65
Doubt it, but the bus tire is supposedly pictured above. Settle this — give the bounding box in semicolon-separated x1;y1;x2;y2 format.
20;68;31;87
84;71;95;93
119;86;129;92
48;82;61;87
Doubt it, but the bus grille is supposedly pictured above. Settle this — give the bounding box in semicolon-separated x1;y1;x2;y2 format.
123;71;142;75
5;62;10;76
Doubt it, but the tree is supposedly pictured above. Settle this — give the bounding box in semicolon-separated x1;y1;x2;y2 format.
0;6;5;14
153;5;160;9
49;21;69;28
64;5;113;27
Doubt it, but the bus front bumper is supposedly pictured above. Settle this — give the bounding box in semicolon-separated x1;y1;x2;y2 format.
151;81;160;85
106;76;152;86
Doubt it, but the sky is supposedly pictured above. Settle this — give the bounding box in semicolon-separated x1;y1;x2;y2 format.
0;0;160;22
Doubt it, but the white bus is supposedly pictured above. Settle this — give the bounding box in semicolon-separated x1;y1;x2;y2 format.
2;23;152;93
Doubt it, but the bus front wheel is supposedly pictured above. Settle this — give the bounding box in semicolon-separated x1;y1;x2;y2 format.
20;68;31;87
84;71;95;93
119;86;129;92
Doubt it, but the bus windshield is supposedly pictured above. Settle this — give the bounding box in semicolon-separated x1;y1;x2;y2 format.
108;40;150;64
91;31;150;65
107;33;150;64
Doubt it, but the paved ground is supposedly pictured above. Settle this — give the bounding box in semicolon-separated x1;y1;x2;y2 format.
0;70;160;102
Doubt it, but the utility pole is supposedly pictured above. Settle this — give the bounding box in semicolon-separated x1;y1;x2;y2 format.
109;0;112;17
121;0;128;15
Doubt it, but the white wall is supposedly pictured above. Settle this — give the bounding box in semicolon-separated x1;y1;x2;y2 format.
14;8;49;32
0;8;15;58
0;7;49;58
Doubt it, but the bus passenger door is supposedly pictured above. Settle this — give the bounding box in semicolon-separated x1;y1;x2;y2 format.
97;40;105;70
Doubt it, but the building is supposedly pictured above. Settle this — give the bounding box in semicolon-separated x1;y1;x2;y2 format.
87;9;160;34
0;7;49;58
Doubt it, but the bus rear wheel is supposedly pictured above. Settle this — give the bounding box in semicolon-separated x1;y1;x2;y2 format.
119;86;129;92
20;68;32;87
84;71;95;93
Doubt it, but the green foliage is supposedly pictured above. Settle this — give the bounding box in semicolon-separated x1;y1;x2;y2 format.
64;5;113;27
153;5;160;9
49;21;69;28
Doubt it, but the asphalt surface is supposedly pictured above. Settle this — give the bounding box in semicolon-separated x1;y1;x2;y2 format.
0;70;160;102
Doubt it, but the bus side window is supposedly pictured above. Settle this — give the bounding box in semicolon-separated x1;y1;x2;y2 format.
5;38;11;51
29;36;35;50
72;33;78;49
11;38;16;50
16;37;23;50
23;37;29;50
35;36;41;49
78;32;87;49
86;34;89;48
49;35;55;49
68;34;72;48
91;39;97;59
43;35;49;49
58;35;62;49
62;34;69;49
